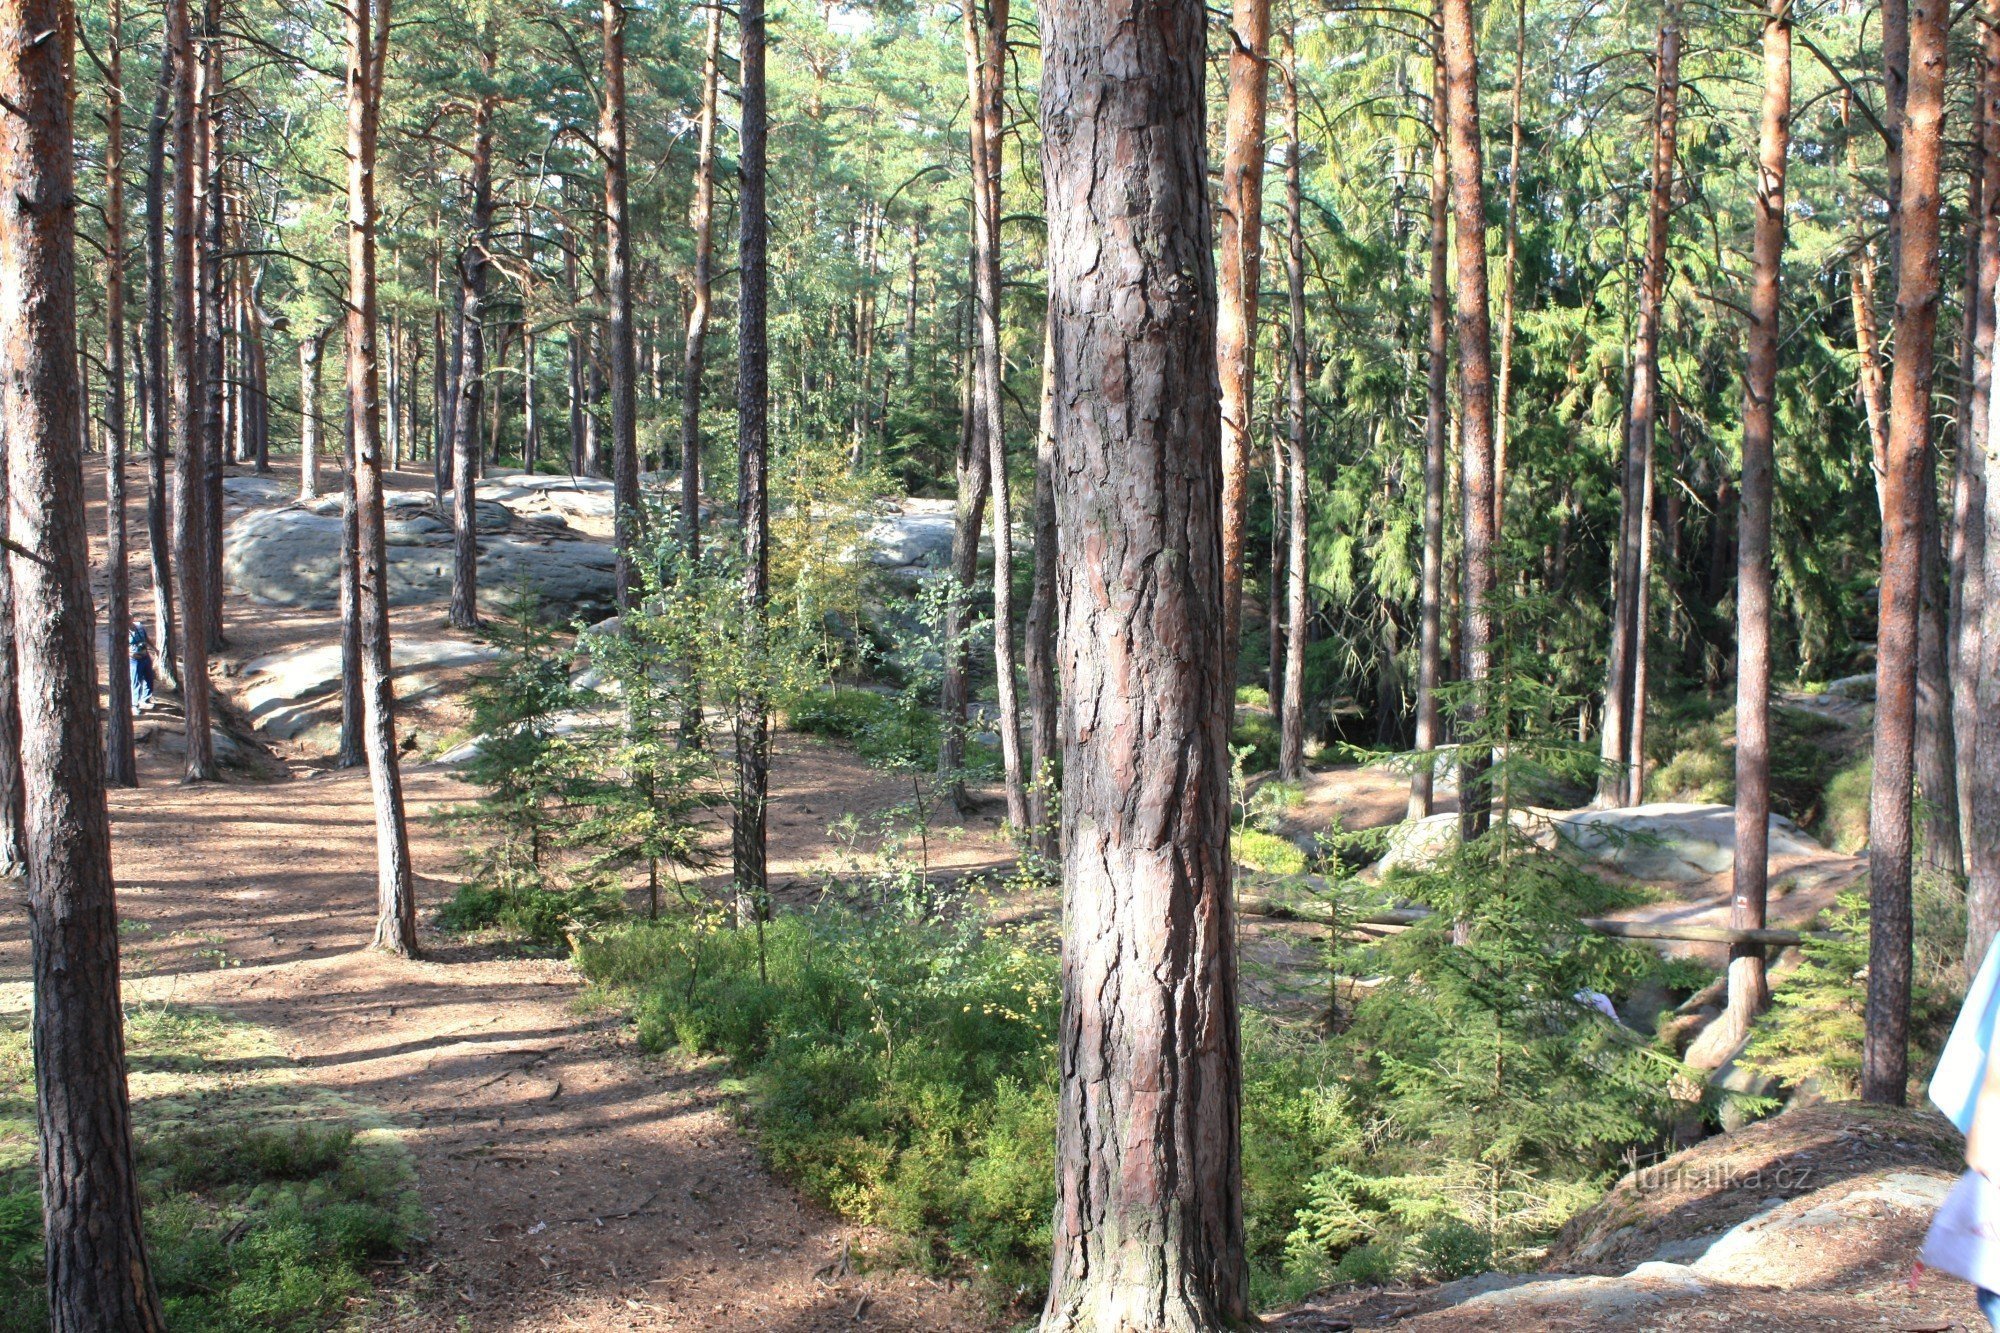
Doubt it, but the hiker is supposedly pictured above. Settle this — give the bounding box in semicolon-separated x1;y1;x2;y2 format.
1923;938;2000;1325
128;621;156;713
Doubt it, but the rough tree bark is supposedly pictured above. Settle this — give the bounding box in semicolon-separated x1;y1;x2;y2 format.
733;0;770;926
1600;7;1678;809
336;406;365;769
141;40;177;693
104;0;137;789
1491;0;1525;536
1278;25;1308;785
346;0;418;956
196;0;224;651
1216;0;1270;683
1036;0;1248;1325
169;0;215;779
1865;0;1944;1107
938;292;988;812
1953;16;2000;915
0;0;167;1311
1725;0;1790;1047
1967;0;2000;973
1025;314;1059;863
1409;47;1449;822
447;54;494;632
297;325;329;502
679;0;722;555
960;0;1027;831
1442;0;1498;841
603;0;640;607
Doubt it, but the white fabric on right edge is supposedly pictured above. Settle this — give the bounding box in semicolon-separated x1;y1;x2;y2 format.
1923;1170;2000;1291
1932;936;2000;1136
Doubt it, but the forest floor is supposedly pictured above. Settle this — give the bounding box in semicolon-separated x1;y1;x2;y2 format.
15;456;1967;1331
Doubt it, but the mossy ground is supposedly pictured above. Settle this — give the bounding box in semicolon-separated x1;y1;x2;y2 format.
0;1003;423;1332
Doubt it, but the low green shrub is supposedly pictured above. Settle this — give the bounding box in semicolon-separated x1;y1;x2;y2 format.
435;873;625;946
1818;752;1873;853
578;839;1697;1309
1743;876;1965;1100
1236;827;1307;876
0;1006;421;1332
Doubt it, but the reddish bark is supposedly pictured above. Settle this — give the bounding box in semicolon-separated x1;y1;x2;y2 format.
1441;0;1497;840
1409;45;1449;822
1217;0;1271;680
1037;0;1247;1323
603;0;640;607
1865;0;1945;1106
1726;0;1790;1046
0;0;166;1313
733;0;770;924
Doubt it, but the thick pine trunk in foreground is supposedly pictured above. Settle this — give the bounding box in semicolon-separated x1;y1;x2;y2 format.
1037;0;1247;1325
346;0;418;957
1442;0;1497;841
1600;9;1678;809
1216;0;1270;683
679;0;722;555
0;0;167;1316
1409;50;1449;822
733;0;770;925
1725;0;1790;1048
1866;0;1945;1106
104;0;137;789
169;0;215;780
447;63;494;633
603;0;640;607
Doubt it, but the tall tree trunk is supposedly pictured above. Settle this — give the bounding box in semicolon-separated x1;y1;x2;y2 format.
0;467;18;877
679;0;721;554
957;0;1026;830
197;0;224;651
1278;27;1309;786
336;407;364;769
141;41;177;694
170;0;215;779
1954;37;1999;881
298;327;328;501
346;0;417;956
603;0;640;606
1410;47;1450;821
1600;8;1678;808
0;0;168;1311
1024;313;1059;864
938;296;988;813
1442;0;1498;840
1037;0;1247;1324
1965;0;2000;973
1725;0;1790;1047
1492;0;1525;537
733;0;770;926
1216;0;1271;684
104;0;137;789
1915;438;1961;874
448;62;493;632
1865;0;1944;1107
521;326;538;471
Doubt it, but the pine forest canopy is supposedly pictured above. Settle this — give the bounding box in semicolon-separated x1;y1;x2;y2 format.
2;0;1997;1321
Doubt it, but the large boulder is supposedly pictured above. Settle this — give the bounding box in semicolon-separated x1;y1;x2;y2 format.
224;506;617;617
239;638;505;738
1551;802;1823;882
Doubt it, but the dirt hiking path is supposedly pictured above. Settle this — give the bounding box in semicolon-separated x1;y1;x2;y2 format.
0;743;996;1332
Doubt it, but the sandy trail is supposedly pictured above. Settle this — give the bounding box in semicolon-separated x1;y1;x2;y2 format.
8;457;1003;1330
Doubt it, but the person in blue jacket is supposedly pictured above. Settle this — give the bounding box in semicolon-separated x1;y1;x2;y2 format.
128;621;156;713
